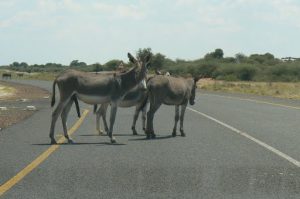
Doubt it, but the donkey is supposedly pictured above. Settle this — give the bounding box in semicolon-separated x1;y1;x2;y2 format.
49;53;150;144
2;73;12;79
145;75;199;139
93;76;148;135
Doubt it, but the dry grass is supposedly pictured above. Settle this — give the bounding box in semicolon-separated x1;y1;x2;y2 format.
0;85;15;98
22;72;57;81
199;79;300;100
0;70;57;81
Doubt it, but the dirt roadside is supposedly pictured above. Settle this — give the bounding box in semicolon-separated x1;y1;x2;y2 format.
0;80;50;130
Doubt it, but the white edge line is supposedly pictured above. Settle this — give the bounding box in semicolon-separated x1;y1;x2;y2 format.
200;93;300;110
188;107;300;168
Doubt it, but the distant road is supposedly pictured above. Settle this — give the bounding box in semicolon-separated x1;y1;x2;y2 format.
1;79;300;198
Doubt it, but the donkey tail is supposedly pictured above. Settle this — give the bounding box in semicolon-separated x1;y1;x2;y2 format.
93;104;98;114
51;79;57;107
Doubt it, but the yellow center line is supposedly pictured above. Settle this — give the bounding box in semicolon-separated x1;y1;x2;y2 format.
0;109;90;196
201;93;300;110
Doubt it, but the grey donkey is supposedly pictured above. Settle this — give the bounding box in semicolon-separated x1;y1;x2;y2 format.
145;75;199;139
49;53;150;144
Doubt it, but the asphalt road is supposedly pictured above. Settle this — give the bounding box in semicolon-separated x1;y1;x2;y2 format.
1;79;300;198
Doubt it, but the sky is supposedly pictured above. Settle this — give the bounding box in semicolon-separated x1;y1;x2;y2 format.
0;0;300;65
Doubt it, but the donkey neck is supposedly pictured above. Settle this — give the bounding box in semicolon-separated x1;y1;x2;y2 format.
117;68;138;92
185;78;194;90
119;66;146;92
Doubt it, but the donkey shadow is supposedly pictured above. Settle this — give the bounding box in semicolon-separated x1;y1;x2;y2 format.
32;142;126;146
32;138;126;146
79;133;145;137
128;134;174;141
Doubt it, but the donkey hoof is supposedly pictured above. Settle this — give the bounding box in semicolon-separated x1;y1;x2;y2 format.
50;139;57;145
172;132;176;137
132;129;138;135
181;133;186;137
146;134;151;139
97;130;103;136
151;133;156;139
68;139;74;144
111;137;116;143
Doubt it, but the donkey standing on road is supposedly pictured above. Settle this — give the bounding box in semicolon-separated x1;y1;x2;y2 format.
145;75;199;139
49;53;150;144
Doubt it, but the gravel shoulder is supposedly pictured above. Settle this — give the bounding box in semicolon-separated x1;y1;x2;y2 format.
0;80;50;130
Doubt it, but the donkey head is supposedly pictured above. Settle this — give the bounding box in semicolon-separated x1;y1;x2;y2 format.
128;53;151;88
189;77;200;105
128;53;151;69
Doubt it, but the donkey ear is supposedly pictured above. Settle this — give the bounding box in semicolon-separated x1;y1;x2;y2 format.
128;53;137;64
155;69;161;75
144;54;151;63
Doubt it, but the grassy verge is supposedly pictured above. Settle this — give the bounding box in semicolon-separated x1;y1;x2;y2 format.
22;72;57;81
0;70;57;81
0;85;16;98
199;79;300;100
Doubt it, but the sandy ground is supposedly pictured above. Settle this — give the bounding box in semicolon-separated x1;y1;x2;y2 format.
0;80;50;130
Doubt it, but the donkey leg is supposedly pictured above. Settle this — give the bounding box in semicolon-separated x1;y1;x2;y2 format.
96;106;103;135
49;101;67;144
172;105;180;137
131;106;140;135
61;99;74;144
108;104;118;143
146;102;161;139
101;104;109;134
141;104;147;134
179;104;187;137
96;104;109;135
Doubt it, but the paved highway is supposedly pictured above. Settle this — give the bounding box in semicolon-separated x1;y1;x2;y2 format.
1;80;300;198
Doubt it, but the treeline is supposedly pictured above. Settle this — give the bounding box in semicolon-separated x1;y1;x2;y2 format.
5;59;128;73
2;48;300;82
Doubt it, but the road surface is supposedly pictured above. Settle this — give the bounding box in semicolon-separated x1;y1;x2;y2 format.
1;79;300;198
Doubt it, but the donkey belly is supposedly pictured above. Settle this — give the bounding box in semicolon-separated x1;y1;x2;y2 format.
77;93;111;105
118;91;144;107
118;100;139;107
163;96;185;105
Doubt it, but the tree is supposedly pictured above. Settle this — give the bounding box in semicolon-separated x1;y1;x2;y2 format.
92;63;103;72
10;62;20;67
70;60;79;67
204;48;224;59
136;48;153;62
104;60;122;71
249;53;277;65
70;60;87;67
20;62;28;68
152;53;166;70
235;53;247;63
214;48;224;59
